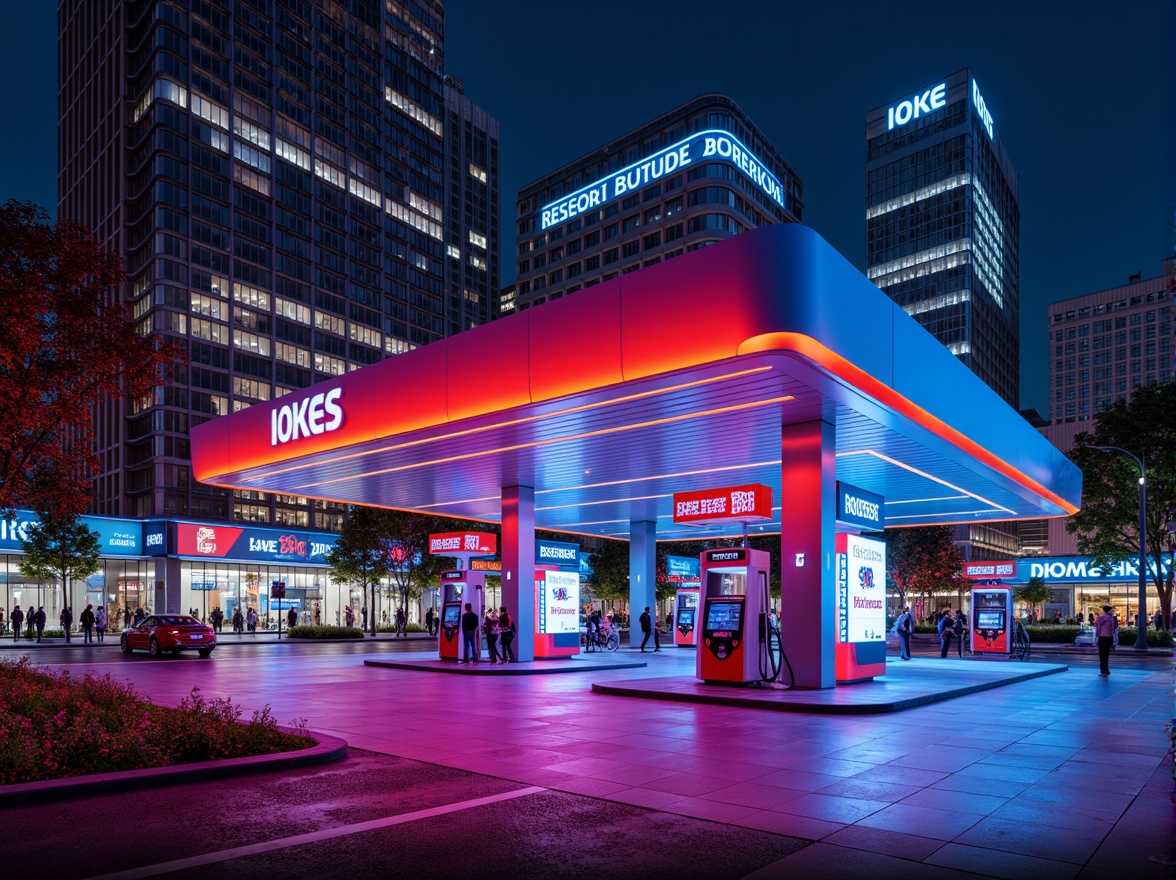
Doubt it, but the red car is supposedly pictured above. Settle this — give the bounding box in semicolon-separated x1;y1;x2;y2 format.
120;614;216;658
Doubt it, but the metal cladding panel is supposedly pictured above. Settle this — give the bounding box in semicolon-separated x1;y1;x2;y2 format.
530;279;623;401
445;315;531;421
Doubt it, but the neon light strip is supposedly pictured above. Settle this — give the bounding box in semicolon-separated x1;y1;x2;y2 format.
884;495;969;505
886;510;1004;520
837;449;1015;514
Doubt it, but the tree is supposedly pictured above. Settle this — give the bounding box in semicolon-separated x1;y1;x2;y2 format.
1013;576;1052;621
326;507;393;635
18;511;101;623
884;526;965;613
382;509;444;630
587;539;630;611
0;201;181;518
1067;382;1176;629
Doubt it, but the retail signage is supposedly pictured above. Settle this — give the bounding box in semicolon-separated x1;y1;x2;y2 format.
536;539;580;568
886;81;947;131
470;558;502;572
1019;556;1169;583
672;484;772;524
0;510;144;557
271;581;286;599
972;79;994;139
665;554;701;587
964;560;1016;579
143;522;168;555
706;549;746;564
270;387;344;447
540;129;785;230
836;482;884;529
176;522;336;563
428;532;497;556
837;534;886;644
538;570;580;635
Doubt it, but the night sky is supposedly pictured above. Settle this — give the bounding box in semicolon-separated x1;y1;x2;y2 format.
2;0;1170;414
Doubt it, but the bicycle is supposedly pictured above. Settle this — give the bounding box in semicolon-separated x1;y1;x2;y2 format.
1010;620;1031;661
583;625;620;653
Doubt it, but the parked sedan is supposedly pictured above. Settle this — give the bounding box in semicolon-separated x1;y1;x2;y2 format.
120;615;216;658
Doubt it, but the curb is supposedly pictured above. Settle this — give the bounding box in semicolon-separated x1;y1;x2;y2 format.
0;728;348;809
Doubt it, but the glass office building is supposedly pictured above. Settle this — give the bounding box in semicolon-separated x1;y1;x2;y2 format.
865;69;1020;408
514;94;803;310
59;1;496;530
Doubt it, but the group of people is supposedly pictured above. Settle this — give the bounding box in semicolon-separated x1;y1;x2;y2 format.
459;603;516;664
891;605;966;660
7;603;110;643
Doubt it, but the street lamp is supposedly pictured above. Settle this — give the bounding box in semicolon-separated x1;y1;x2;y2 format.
1087;445;1149;651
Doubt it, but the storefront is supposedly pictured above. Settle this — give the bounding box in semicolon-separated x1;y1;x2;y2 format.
1009;556;1173;624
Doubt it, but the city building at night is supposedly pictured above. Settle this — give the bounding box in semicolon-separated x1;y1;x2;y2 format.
866;70;1021;562
58;0;497;529
512;94;803;310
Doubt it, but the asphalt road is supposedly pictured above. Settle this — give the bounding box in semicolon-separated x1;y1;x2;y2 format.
6;749;807;880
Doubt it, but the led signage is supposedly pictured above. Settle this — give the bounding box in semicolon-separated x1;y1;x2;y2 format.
666;554;701;587
1020;556;1169;583
972;79;994;139
428;532;497;556
270;387;344;447
836;482;884;529
838;534;886;643
176;522;336;563
673;484;772;524
886;82;947;131
536;540;580;567
539;570;580;635
0;510;145;557
540;130;784;230
963;560;1016;579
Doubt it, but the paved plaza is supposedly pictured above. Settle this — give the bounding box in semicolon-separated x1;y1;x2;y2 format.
11;642;1175;878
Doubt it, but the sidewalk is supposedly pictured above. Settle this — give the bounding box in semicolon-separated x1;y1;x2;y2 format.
0;630;437;648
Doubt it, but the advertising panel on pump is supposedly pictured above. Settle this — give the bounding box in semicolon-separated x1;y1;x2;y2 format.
539;570;580;635
838;534;887;643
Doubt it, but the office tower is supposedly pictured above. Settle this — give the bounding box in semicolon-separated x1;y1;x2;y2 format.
58;0;481;529
442;74;499;333
866;69;1020;408
513;94;802;310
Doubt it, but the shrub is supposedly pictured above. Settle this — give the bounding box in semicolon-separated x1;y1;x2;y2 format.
375;623;428;633
1114;627;1173;648
286;625;364;639
0;657;313;784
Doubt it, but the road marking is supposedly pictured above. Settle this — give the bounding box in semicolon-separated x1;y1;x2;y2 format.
85;785;546;880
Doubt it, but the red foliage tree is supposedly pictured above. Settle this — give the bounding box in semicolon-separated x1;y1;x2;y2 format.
0;200;180;517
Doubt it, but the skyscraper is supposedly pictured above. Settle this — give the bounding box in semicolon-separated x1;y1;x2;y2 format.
865;69;1020;408
513;94;803;310
58;0;494;529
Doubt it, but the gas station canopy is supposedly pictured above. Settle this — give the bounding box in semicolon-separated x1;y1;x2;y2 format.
191;225;1080;540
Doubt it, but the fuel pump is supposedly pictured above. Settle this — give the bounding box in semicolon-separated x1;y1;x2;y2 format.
696;548;782;685
673;587;700;647
971;587;1013;654
437;570;485;661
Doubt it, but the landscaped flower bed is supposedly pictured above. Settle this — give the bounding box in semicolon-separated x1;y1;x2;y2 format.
0;657;314;784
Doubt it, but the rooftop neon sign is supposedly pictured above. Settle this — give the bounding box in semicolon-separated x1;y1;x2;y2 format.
540;129;785;230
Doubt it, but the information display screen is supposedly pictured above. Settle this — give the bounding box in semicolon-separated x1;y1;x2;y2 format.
838;534;887;643
705;601;742;632
677;608;695;626
442;605;461;628
977;611;1004;629
539;571;580;634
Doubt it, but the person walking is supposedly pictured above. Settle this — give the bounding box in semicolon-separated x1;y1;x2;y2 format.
639;606;660;652
287;606;298;629
60;606;73;642
1094;604;1118;675
361;606;368;630
396;606;407;637
460;602;479;663
232;606;244;634
247;607;257;634
35;606;47;642
498;606;516;663
896;605;913;660
80;604;95;644
425;607;434;637
95;606;107;643
483;608;500;664
345;605;355;628
10;605;23;642
937;610;954;658
952;609;966;657
26;605;36;639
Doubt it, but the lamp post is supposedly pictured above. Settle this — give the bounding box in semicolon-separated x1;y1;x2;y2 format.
1087;446;1149;651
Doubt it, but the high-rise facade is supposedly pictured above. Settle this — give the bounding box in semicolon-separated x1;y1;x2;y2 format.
865;69;1020;408
442;74;499;333
59;0;495;530
513;94;803;310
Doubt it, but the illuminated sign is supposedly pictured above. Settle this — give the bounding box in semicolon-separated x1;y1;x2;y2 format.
470;558;502;572
836;482;884;529
428;532;497;556
538;570;580;635
177;522;335;563
0;510;145;557
886;82;947;131
270;387;344;447
972;79;994;139
666;554;701;587
673;484;772;524
838;534;886;643
707;549;746;563
963;560;1016;579
536;540;580;567
1021;556;1169;583
540;130;784;230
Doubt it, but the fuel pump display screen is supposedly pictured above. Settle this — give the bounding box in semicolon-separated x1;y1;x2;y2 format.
442;605;461;628
977;611;1004;629
706;601;742;632
677;608;695;627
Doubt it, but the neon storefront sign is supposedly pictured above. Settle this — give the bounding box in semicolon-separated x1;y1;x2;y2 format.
540;130;784;230
886;82;947;131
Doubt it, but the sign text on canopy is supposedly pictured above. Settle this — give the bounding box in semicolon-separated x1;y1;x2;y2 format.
428;532;497;556
672;484;772;524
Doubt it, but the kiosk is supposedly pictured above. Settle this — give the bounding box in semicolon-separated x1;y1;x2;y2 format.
971;587;1013;654
674;587;700;647
438;569;485;661
696;548;777;684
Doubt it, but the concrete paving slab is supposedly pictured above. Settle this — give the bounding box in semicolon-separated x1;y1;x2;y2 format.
591;658;1069;713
